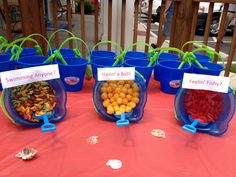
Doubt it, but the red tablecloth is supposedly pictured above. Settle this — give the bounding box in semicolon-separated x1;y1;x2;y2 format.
0;78;236;177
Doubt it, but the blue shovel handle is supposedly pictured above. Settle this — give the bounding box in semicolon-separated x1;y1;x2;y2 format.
41;114;56;132
116;112;130;127
182;119;199;134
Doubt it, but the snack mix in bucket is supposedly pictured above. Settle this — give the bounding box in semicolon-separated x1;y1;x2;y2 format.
93;72;147;124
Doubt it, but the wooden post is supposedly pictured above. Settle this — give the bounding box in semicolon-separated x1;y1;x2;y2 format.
67;0;73;48
19;0;46;51
171;0;195;50
3;0;12;42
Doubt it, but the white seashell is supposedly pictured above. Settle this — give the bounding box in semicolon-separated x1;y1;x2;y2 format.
15;147;37;160
106;159;122;169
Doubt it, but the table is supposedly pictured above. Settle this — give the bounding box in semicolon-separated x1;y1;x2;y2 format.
0;77;236;177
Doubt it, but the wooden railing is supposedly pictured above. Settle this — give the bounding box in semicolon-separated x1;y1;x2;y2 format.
0;0;235;76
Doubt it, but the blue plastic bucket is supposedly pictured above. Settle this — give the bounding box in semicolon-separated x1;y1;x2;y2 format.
6;47;38;57
17;56;51;69
154;52;180;81
56;57;88;92
91;58;122;81
125;51;148;60
0;54;15;90
90;50;116;60
174;88;235;136
194;53;211;62
192;61;224;76
159;60;191;94
48;48;75;57
124;59;155;87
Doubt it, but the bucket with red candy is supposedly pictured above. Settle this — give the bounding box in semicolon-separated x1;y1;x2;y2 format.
174;88;235;136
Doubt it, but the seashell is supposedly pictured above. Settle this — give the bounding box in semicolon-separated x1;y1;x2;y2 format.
151;129;166;138
15;147;37;160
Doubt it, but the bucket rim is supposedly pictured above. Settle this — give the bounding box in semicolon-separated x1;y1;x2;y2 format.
56;57;88;66
17;56;50;65
192;61;224;71
91;57;121;67
125;51;148;56
158;60;191;70
124;58;156;68
91;50;116;55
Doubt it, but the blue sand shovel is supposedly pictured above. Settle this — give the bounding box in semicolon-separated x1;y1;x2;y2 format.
114;112;132;127
182;115;209;134
33;112;56;132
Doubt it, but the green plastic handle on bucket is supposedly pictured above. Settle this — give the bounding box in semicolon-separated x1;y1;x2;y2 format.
47;29;82;57
154;47;185;69
127;41;155;60
9;45;23;61
186;52;206;69
5;37;41;55
92;40;123;53
21;33;53;56
0;36;8;51
147;52;160;67
48;29;78;54
92;40;123;65
54;36;92;79
177;52;194;69
112;41;153;66
192;48;225;67
148;47;185;68
181;41;208;51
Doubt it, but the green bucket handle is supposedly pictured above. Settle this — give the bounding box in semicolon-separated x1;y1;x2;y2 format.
5;37;42;55
46;36;92;79
181;41;208;51
92;40;123;66
148;47;184;67
48;29;78;54
192;48;225;68
92;40;123;53
20;33;53;56
9;44;23;61
0;36;8;51
48;29;82;58
112;41;153;66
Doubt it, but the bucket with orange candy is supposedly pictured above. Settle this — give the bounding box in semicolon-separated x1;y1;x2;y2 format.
93;72;147;125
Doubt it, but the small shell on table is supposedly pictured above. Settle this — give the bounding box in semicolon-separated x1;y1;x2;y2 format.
15;147;37;160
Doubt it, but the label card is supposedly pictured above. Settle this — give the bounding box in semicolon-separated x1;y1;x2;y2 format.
97;67;135;81
0;64;60;89
182;73;230;93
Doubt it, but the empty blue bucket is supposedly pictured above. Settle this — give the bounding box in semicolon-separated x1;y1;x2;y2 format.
91;58;122;81
159;60;191;94
124;51;148;60
194;53;211;62
48;48;75;57
124;59;155;87
154;52;180;81
56;57;88;92
192;61;224;76
90;50;116;60
0;54;15;90
6;47;38;57
17;56;51;69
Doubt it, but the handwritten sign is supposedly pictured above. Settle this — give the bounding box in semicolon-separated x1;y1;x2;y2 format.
182;73;230;93
97;67;135;81
0;64;60;89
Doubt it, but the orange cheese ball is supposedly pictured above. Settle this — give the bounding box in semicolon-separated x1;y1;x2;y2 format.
116;97;123;105
132;97;140;104
107;105;114;114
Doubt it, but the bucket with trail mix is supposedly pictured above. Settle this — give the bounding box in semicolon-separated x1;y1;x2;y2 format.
1;79;67;127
